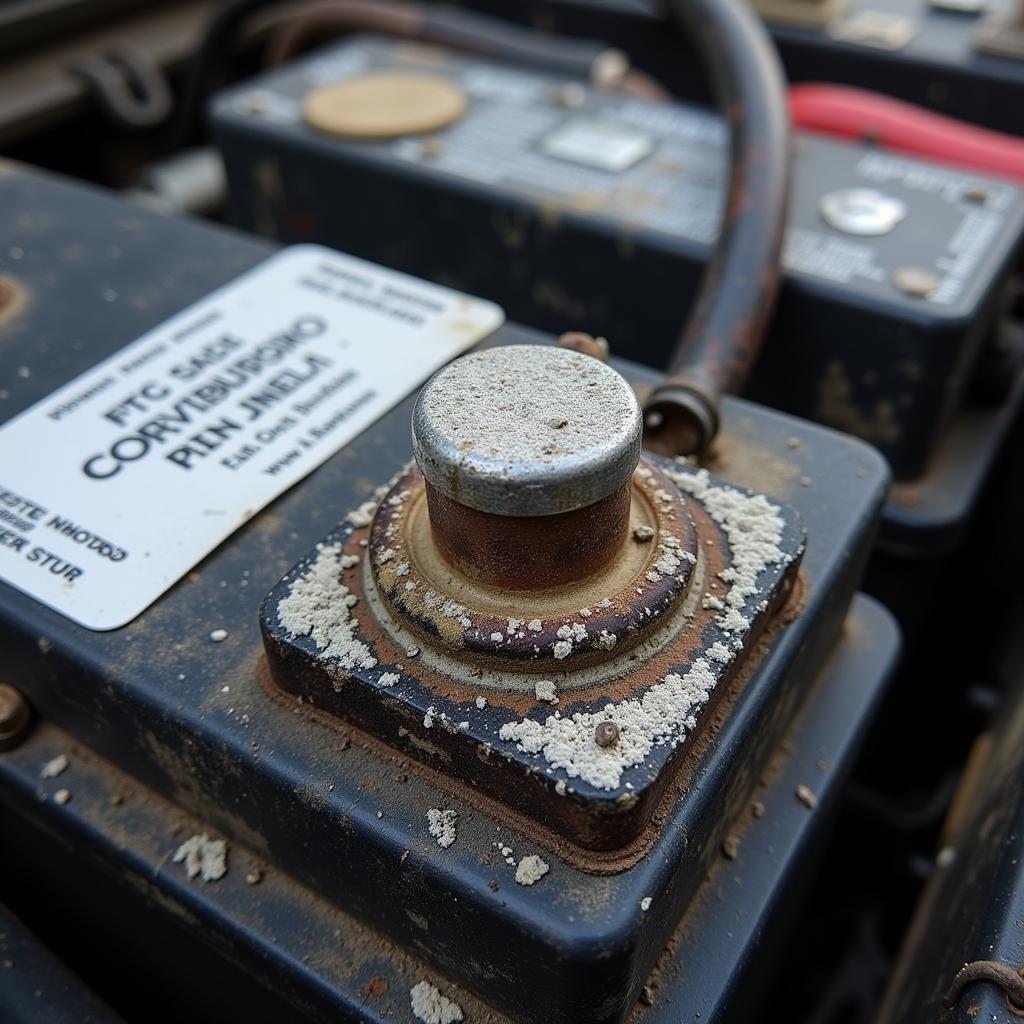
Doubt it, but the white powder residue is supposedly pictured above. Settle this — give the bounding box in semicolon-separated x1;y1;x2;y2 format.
277;542;377;671
500;660;716;789
347;500;378;528
640;896;652;911
340;554;360;569
553;640;572;660
475;696;487;709
708;642;733;664
527;618;543;632
411;981;463;1024
423;591;470;626
534;680;557;703
40;754;68;778
667;466;787;632
515;854;550;886
718;607;750;633
557;622;587;642
378;672;400;687
427;808;457;849
173;833;228;882
498;467;790;791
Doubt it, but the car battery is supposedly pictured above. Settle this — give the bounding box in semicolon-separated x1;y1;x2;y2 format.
209;36;1024;480
0;163;898;1023
452;0;1024;137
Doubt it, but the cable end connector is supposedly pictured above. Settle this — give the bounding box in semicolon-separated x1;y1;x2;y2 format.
642;374;721;458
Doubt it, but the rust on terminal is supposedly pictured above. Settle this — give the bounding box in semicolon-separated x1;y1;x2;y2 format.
410;344;644;590
424;479;631;589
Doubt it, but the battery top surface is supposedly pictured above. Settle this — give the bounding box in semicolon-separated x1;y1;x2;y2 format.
0;162;890;1024
212;35;1024;327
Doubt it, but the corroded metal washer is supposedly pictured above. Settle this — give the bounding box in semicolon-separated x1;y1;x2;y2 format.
366;457;700;674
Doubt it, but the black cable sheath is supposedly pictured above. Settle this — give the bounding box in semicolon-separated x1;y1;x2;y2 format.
164;0;276;152
421;7;608;80
644;0;791;455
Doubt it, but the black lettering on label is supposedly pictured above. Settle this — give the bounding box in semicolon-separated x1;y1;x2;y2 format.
44;515;127;561
102;381;172;428
165;416;244;469
220;443;261;471
0;528;28;553
239;354;331;420
0;489;47;520
26;546;84;583
168;334;245;382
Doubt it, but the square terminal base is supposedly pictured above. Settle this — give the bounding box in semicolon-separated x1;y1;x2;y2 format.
260;456;805;853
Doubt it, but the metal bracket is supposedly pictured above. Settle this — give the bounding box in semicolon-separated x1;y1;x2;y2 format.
944;960;1024;1017
67;47;172;129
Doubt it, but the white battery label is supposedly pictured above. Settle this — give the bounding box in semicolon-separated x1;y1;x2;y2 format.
0;244;504;629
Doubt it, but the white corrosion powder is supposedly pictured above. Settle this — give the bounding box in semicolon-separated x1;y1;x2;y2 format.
173;833;228;882
498;467;789;790
378;672;400;687
667;467;787;634
553;640;572;660
427;808;457;849
40;754;68;778
410;981;464;1024
515;854;550;886
347;500;378;528
417;345;638;471
277;542;377;672
535;680;557;703
708;642;733;664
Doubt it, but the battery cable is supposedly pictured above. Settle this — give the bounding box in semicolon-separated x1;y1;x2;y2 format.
642;0;792;457
790;84;1024;185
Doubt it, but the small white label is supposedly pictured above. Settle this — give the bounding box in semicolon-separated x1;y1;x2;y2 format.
541;118;654;173
0;245;504;629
